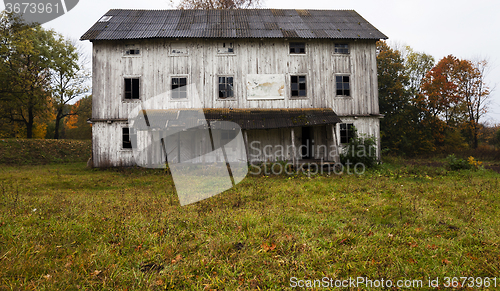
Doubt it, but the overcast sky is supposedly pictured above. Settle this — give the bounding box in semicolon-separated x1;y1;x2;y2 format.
3;0;499;123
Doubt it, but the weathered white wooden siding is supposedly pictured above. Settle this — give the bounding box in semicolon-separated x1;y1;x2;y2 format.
91;38;380;166
92;39;379;117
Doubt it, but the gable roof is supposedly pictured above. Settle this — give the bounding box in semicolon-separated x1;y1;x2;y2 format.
80;9;387;41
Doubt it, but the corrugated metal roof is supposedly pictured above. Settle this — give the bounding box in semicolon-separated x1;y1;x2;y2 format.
80;9;387;41
129;108;342;130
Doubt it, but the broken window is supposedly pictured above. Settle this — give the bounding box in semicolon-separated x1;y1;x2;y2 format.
171;77;187;99
122;127;136;149
218;42;234;54
340;123;354;144
336;75;350;96
335;44;349;54
291;75;306;97
218;76;234;99
126;49;140;55
289;42;305;54
124;78;140;99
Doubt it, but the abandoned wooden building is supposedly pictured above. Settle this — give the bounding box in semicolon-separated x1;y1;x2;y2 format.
80;9;387;168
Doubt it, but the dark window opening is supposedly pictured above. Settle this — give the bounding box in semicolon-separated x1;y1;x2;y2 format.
218;76;234;98
301;127;313;159
126;49;140;55
122;127;136;149
340;123;354;144
124;78;140;99
336;75;350;96
335;44;349;54
290;42;305;54
291;75;306;97
172;77;187;99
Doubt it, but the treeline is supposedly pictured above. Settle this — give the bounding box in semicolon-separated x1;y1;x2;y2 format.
0;12;91;140
376;41;498;155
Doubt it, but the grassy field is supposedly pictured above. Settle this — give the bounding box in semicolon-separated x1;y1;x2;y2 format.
0;157;499;290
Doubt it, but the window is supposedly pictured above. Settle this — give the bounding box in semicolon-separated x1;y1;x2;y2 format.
170;44;188;55
122;127;136;149
218;42;234;54
171;77;187;99
336;75;350;96
335;44;349;54
340;123;354;144
291;75;306;97
124;78;140;100
218;77;234;99
126;49;140;55
289;42;305;54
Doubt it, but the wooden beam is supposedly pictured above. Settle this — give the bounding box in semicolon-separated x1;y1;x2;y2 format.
291;128;296;168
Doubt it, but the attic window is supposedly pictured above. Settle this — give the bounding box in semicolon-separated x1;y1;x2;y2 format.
290;42;305;54
335;44;349;54
218;42;234;54
340;123;354;144
98;16;113;22
126;49;140;55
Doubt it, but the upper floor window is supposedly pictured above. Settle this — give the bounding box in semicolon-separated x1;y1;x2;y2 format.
170;43;188;56
289;42;305;54
335;44;349;54
218;76;234;99
291;75;306;97
218;42;234;54
171;77;187;99
340;123;354;144
124;78;140;100
336;75;350;96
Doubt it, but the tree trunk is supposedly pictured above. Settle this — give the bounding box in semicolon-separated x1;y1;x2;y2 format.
26;107;34;139
54;109;63;139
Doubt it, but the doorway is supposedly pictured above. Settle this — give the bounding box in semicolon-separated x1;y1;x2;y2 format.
301;127;313;159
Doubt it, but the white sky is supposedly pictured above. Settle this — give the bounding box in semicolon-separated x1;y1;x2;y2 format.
3;0;499;123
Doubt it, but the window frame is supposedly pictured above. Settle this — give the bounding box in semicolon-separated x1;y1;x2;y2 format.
290;74;308;98
169;43;189;56
123;76;141;101
289;42;306;55
339;123;355;144
217;42;235;55
122;126;136;150
334;43;349;54
170;75;189;100
217;75;235;100
335;74;351;97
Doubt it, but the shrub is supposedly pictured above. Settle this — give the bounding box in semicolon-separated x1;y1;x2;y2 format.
340;130;378;168
446;154;483;171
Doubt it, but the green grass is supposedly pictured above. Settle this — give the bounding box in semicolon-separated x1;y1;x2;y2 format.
0;160;499;290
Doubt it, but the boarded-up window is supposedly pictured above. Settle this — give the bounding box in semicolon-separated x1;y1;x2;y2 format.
340;123;354;144
124;78;140;99
172;77;187;99
291;75;306;97
335;44;349;54
218;42;234;54
290;42;305;54
218;77;234;98
336;76;350;96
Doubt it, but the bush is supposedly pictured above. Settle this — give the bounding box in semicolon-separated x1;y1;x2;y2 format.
446;154;483;171
340;130;378;168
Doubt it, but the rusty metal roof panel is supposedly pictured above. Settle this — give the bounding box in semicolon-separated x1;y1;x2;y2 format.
81;9;387;41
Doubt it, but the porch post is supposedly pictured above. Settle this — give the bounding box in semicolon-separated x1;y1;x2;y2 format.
331;124;339;163
243;129;250;164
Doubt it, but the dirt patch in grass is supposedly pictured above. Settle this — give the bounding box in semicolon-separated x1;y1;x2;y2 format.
0;139;91;165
